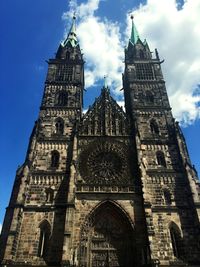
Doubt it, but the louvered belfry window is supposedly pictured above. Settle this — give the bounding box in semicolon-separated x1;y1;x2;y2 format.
136;63;154;80
56;64;73;81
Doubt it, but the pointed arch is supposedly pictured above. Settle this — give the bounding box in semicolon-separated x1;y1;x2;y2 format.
51;150;60;168
84;200;135;229
156;151;166;167
150;119;159;134
169;222;182;259
38;220;51;258
79;201;137;267
55;117;64;135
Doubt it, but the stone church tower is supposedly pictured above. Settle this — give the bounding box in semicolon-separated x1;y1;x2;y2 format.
1;15;200;267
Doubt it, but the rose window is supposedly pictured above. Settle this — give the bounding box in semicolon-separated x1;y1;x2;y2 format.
78;141;129;185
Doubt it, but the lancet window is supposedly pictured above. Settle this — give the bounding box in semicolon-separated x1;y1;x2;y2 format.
51;150;60;168
156;151;166;167
38;221;51;258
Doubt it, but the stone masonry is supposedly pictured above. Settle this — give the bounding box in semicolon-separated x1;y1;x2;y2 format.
0;15;200;267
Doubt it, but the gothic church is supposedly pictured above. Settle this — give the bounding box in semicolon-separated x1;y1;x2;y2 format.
0;14;200;267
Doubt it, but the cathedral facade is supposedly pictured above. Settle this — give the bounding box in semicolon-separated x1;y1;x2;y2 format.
0;15;200;267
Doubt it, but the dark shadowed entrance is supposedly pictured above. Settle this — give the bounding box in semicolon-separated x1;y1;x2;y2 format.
79;201;136;267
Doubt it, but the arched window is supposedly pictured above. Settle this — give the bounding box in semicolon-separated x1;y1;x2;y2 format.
163;189;172;205
169;223;182;258
45;187;54;203
150;119;159;134
38;220;51;258
55;118;64;135
51;150;60;168
55;91;68;106
156;151;166;167
146;91;154;103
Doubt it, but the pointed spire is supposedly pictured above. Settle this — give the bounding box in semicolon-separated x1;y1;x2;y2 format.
102;75;110;94
130;15;139;45
103;75;108;88
63;14;78;48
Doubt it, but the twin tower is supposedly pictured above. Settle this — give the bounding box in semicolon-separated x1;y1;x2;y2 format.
1;15;200;267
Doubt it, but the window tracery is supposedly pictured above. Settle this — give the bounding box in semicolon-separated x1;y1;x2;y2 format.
78;141;130;185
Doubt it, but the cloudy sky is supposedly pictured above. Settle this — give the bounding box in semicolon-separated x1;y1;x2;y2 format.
0;0;200;228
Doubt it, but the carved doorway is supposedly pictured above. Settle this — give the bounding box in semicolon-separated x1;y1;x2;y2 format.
79;202;136;267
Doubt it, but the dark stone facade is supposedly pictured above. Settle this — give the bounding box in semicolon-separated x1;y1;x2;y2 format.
0;17;200;267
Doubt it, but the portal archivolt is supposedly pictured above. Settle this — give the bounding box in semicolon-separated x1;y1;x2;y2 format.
78;201;136;267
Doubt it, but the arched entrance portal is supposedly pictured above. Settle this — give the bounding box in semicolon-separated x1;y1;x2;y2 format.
79;201;136;267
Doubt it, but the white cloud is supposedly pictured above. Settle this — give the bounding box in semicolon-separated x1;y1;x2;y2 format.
63;0;200;125
127;0;200;125
63;0;124;93
77;16;123;92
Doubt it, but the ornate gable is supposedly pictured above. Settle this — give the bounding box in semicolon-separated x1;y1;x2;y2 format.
79;87;129;136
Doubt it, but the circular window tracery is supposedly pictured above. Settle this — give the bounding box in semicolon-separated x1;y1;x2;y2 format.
78;141;129;185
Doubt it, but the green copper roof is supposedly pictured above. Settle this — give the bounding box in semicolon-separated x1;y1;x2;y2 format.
62;15;78;48
130;16;139;45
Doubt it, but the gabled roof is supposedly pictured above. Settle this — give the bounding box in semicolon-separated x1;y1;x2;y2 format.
80;87;129;136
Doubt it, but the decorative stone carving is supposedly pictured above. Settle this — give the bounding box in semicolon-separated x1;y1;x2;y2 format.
78;140;131;185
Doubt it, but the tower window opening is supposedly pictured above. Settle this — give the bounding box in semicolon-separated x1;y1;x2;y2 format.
150;119;159;134
156;151;166;167
55;91;68;106
55;118;64;134
169;223;182;259
163;189;172;205
146;91;154;103
135;63;154;80
51;150;60;168
45;187;54;203
55;64;73;81
38;221;51;258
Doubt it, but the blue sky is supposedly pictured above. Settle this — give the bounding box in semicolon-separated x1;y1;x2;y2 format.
0;0;199;229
